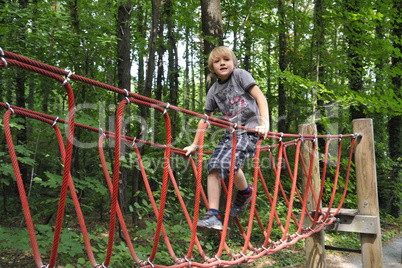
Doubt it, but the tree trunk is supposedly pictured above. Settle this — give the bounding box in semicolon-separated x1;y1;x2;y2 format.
278;0;287;133
117;0;132;214
198;39;204;110
345;0;365;120
16;0;28;185
388;0;402;217
132;0;146;226
201;0;223;92
314;0;326;151
156;12;165;103
166;0;179;140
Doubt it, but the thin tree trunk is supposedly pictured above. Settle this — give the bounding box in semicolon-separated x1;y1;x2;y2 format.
116;0;132;214
345;0;365;120
278;0;287;133
144;0;160;191
132;0;146;225
16;0;28;185
166;0;178;139
184;26;190;127
201;0;223;92
198;39;204;111
314;0;326;151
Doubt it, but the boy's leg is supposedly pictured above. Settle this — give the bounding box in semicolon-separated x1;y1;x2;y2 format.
197;169;223;230
207;169;221;210
233;168;248;191
231;168;253;216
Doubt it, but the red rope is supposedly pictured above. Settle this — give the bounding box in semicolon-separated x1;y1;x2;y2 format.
0;51;359;267
3;110;43;268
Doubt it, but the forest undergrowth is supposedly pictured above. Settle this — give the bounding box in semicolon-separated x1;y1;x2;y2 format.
0;213;400;268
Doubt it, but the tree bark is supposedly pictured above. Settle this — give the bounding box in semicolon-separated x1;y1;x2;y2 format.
166;0;179;139
314;0;326;151
16;0;28;185
201;0;223;92
132;0;147;225
117;0;132;214
278;0;287;133
345;0;365;120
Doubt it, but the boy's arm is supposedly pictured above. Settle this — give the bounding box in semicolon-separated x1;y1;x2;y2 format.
249;85;269;139
183;112;214;156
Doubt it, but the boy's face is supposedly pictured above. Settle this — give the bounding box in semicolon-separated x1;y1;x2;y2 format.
212;54;235;81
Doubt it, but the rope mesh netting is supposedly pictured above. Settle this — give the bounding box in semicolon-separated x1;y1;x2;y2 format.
0;49;359;268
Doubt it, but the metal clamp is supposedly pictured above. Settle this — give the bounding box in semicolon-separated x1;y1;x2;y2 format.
147;258;154;268
261;245;269;254
240;252;248;262
214;255;221;267
62;70;72;86
298;133;303;140
125;97;130;104
99;128;107;138
5;102;14;114
0;47;7;67
279;132;284;142
184;256;192;267
132;137;137;147
163;102;170;115
52;116;59;127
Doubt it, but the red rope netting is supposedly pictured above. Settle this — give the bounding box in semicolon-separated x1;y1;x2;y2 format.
0;49;359;268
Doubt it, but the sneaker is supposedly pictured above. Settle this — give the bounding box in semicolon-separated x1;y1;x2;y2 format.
197;211;223;230
230;186;253;216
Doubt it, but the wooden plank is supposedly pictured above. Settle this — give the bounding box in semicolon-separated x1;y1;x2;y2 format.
322;208;359;217
301;211;378;234
325;215;378;234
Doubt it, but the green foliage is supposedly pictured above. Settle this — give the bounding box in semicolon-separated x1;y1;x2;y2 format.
325;231;361;250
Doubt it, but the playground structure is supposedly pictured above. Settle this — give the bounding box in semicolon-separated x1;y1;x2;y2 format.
0;49;383;267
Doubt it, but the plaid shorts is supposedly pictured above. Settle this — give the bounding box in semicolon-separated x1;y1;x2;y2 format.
207;132;260;179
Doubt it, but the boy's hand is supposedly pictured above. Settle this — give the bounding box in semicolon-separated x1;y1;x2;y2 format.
183;144;197;156
256;125;269;139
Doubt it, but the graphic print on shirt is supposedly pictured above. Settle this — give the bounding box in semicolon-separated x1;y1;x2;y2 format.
214;83;249;123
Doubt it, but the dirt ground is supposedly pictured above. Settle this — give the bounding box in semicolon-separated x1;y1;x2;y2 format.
326;235;402;268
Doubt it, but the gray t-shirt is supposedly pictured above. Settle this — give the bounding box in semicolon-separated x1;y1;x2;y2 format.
205;69;260;133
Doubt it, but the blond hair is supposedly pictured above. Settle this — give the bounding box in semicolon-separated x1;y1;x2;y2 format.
208;46;238;73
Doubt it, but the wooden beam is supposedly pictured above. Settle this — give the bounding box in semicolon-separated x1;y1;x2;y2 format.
353;119;383;268
302;208;379;234
299;123;326;268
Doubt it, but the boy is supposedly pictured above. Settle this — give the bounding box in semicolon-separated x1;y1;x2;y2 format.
183;46;269;230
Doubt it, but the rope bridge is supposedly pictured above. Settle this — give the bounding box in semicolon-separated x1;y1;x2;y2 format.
0;49;358;268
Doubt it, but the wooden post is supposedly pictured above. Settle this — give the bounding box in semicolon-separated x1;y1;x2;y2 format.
299;124;326;268
353;119;383;268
